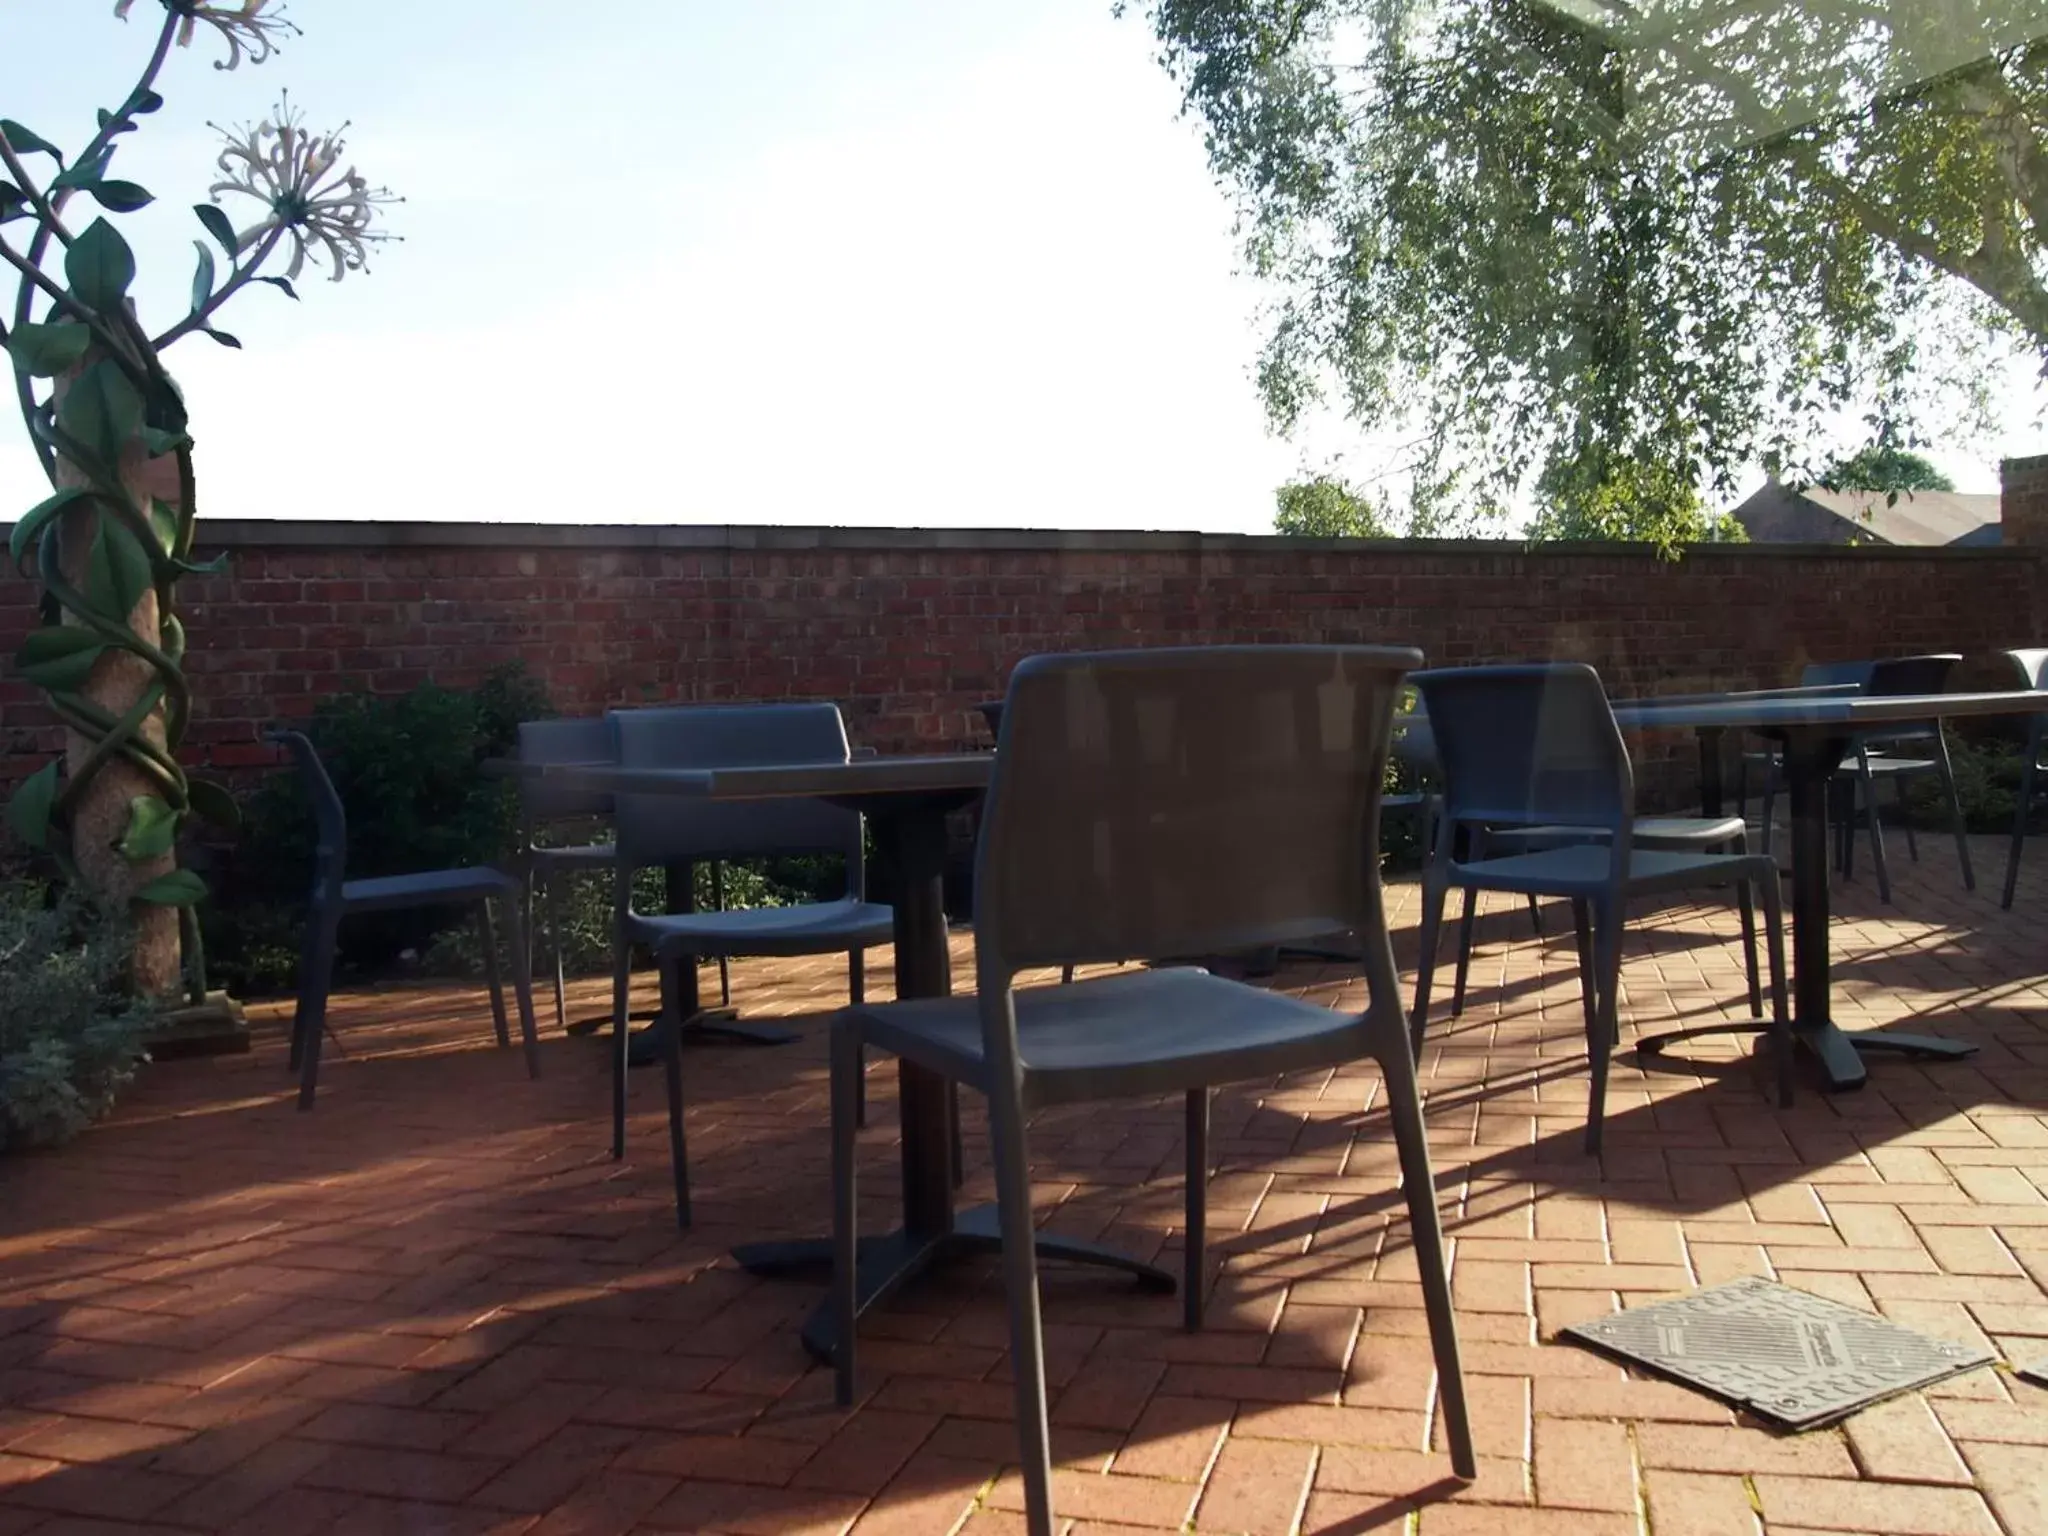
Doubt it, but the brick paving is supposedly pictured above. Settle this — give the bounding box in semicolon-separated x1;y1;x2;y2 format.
1;836;2045;1534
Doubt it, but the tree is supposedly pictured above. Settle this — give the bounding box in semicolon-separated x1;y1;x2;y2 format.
1820;444;1956;493
1134;0;2044;536
1273;475;1394;535
1530;442;1746;545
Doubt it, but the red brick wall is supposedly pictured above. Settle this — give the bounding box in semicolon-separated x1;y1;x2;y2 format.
2005;455;2048;550
2;523;2043;802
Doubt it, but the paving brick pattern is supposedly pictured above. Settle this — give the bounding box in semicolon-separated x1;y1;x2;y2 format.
1;837;2044;1534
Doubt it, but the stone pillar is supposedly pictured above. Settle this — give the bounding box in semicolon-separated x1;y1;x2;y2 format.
2003;454;2048;547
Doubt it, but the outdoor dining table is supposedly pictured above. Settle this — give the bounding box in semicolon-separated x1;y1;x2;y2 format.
1609;687;2048;1089
492;751;1175;1364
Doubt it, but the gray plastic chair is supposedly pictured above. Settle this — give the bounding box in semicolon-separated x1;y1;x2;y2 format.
1753;656;1972;901
608;703;893;1197
832;646;1474;1536
1410;665;1791;1154
267;730;540;1110
1400;709;1765;1019
516;716;619;1032
1999;648;2048;911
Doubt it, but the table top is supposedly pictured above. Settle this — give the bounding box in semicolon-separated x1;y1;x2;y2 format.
1610;689;2048;734
485;754;994;801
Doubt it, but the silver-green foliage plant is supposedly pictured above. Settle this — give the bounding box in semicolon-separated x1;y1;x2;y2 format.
1;1;394;996
0;883;152;1149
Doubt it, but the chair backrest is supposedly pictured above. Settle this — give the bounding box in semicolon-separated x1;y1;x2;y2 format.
608;703;864;882
1799;659;1875;690
2007;649;2048;693
1411;663;1633;839
1865;653;1961;697
973;645;1420;974
517;716;616;824
264;729;347;902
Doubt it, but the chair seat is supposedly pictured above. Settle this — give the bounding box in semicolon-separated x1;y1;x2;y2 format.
530;841;617;870
847;967;1364;1109
1850;755;1936;778
629;897;893;958
341;864;518;912
1450;844;1768;898
1489;816;1745;852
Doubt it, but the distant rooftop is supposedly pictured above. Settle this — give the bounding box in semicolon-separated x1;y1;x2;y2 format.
1731;483;2001;547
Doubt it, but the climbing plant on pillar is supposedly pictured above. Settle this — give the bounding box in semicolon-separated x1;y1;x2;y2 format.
1;1;395;1003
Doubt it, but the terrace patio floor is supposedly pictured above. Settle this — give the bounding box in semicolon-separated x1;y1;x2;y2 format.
2;836;2045;1536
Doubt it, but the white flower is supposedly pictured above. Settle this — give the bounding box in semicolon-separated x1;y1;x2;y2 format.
113;0;298;71
209;98;399;282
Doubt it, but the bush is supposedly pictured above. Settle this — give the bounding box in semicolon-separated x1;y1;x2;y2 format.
0;884;152;1151
1898;735;2044;837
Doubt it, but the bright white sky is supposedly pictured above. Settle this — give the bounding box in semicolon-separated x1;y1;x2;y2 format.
1;0;2038;533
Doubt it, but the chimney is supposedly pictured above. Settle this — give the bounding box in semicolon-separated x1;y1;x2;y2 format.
2003;454;2048;547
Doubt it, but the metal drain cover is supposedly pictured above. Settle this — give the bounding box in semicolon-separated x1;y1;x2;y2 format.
1561;1275;1993;1429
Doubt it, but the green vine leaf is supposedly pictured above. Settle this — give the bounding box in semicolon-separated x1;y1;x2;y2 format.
202;327;242;350
147;495;179;552
130;89;164;116
189;242;215;316
5;321;92;378
88;180;154;213
118;794;180;861
5;761;61;851
64;217;136;314
186;778;240;832
51;153;110;193
135;869;206;906
86;519;154;624
0;183;29;224
9;487;93;572
140;426;190;457
0;119;62;162
257;276;299;301
15;626;108;692
194;204;238;260
55;358;143;470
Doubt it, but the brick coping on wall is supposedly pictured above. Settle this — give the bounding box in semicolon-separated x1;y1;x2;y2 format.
0;517;2033;560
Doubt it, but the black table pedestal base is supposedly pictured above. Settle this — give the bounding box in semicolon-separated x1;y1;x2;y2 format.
735;1204;1177;1365
1636;1017;1976;1091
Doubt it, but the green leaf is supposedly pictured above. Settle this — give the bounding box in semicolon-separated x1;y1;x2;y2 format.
64;217;135;313
147;495;179;552
257;275;299;301
186;777;241;832
15;626;107;692
118;794;180;861
88;179;153;212
190;241;215;316
134;869;206;906
141;425;190;457
5;320;91;377
5;761;61;851
131;89;163;116
55;358;143;468
50;155;107;192
85;518;153;623
0;183;27;223
9;486;92;571
194;203;237;259
202;327;242;350
0;120;62;162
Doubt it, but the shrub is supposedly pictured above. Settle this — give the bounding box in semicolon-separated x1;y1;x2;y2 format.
0;885;152;1151
1898;735;2043;837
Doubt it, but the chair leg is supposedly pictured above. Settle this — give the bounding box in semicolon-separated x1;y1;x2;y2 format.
1584;900;1623;1156
1374;1007;1474;1480
1735;879;1762;1017
296;909;342;1110
480;901;512;1050
1933;728;1976;891
655;954;691;1228
288;905;324;1075
988;1091;1055;1536
1570;897;1597;1041
2003;752;2037;910
950;1085;965;1189
1184;1088;1208;1333
849;949;867;1130
1410;877;1449;1061
1450;886;1478;1019
611;924;632;1161
1756;870;1795;1110
541;875;569;1034
830;1018;863;1404
1761;760;1779;857
1861;755;1892;904
497;898;543;1080
1899;778;1921;863
1060;965;1075;984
